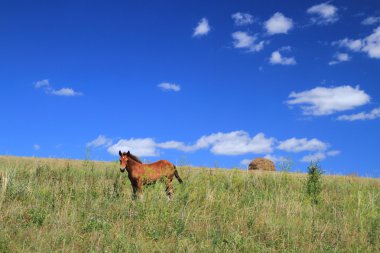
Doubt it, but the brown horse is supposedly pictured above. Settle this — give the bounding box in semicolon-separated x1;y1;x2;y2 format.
119;150;183;199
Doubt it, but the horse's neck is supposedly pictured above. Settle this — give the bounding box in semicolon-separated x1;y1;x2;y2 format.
127;159;141;170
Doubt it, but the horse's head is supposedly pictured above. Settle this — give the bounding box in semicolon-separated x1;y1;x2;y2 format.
119;150;130;172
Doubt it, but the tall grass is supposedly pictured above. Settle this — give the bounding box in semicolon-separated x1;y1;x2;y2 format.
0;156;379;252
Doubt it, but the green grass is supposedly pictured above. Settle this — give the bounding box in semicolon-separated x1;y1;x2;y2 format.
0;156;379;252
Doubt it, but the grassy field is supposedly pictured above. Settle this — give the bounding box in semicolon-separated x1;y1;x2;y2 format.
0;156;379;252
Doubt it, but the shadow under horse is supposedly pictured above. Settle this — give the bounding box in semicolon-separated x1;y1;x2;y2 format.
119;150;183;199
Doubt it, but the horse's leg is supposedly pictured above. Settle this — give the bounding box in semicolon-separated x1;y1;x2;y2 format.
137;179;143;200
165;178;174;200
132;184;138;200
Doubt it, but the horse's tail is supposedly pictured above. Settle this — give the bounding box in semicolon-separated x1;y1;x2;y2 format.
174;166;183;183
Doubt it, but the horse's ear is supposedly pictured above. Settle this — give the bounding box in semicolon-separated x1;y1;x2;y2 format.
127;151;130;155
119;150;122;156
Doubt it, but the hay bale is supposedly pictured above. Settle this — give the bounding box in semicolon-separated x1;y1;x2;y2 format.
248;158;276;171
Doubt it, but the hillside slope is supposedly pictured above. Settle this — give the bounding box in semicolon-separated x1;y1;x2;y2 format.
0;156;379;252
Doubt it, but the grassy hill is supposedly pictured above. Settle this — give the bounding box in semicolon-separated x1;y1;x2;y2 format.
0;156;379;252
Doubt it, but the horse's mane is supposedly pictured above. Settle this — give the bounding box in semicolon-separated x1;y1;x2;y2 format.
123;152;143;164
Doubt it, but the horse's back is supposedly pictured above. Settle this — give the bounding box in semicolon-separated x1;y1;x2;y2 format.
147;160;174;168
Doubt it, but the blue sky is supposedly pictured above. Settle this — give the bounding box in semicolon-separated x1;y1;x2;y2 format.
1;0;380;177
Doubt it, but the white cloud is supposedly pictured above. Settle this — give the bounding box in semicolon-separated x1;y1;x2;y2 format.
362;16;380;26
33;144;40;151
108;138;158;157
232;12;254;26
156;141;195;152
307;2;338;25
34;79;82;96
195;131;275;155
336;53;350;61
105;131;275;157
334;38;363;52
362;27;380;58
240;159;252;166
327;150;341;156
286;85;371;116
34;79;50;88
301;150;340;163
279;46;292;51
264;154;286;163
157;82;181;92
87;135;113;148
193;18;210;37
51;88;82;96
269;51;296;65
334;26;380;59
301;152;326;162
337;107;380;121
232;31;265;52
101;132;338;163
232;32;253;48
328;53;351;65
264;12;293;35
278;138;328;153
157;131;275;155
